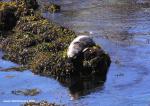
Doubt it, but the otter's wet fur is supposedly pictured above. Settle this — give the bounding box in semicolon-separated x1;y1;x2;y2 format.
67;35;96;58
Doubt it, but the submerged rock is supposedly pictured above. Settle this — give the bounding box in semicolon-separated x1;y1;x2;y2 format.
23;101;63;106
43;3;61;13
12;88;40;96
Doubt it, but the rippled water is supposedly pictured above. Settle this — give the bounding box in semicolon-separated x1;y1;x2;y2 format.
1;0;150;106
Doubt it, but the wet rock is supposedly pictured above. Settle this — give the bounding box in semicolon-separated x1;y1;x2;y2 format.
24;0;39;10
83;46;111;77
43;3;61;13
0;0;39;32
4;75;15;78
67;45;111;81
12;88;40;96
0;66;27;72
23;101;63;106
0;2;17;31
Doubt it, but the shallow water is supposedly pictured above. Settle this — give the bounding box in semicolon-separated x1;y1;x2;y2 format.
1;0;150;106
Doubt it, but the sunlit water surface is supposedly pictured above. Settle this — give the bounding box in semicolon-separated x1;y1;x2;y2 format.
1;0;150;106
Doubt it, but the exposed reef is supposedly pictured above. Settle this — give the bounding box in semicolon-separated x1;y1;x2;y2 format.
0;0;111;83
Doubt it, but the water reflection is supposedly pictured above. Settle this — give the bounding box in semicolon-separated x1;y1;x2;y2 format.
58;74;105;100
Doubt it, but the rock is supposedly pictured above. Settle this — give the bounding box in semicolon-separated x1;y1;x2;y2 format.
24;0;39;10
0;2;17;31
43;3;61;13
67;45;111;81
0;0;39;31
12;88;40;96
83;45;111;79
23;101;63;106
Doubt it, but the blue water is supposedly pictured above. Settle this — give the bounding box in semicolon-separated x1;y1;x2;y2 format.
1;0;150;106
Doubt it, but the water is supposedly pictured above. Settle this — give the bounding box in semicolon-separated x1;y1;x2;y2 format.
1;0;150;106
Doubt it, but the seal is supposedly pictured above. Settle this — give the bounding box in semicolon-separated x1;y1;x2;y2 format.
67;35;96;58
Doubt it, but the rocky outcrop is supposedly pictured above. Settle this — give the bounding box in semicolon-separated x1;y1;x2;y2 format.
0;0;111;84
0;0;38;32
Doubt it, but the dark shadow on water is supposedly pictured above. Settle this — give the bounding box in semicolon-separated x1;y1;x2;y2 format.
58;74;106;100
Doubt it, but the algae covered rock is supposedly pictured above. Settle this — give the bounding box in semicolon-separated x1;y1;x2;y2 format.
43;3;61;13
0;0;111;83
1;15;77;77
0;0;39;32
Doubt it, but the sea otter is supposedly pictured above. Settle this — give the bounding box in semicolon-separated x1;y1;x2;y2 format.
67;35;96;58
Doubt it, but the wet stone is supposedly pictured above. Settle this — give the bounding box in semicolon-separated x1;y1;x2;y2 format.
43;3;61;13
23;101;64;106
24;0;39;10
0;2;17;31
12;88;41;96
0;66;27;72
